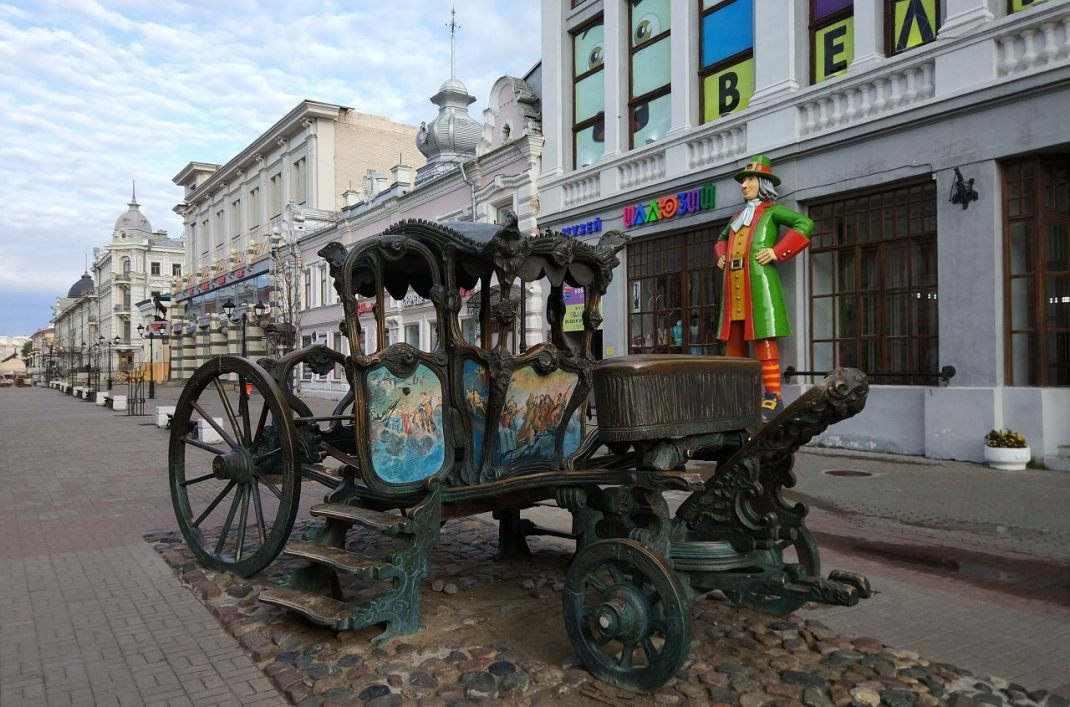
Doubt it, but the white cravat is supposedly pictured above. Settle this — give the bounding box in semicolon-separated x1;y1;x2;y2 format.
730;199;762;232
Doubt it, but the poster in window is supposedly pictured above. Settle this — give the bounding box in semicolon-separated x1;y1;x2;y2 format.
702;58;754;122
701;0;753;68
892;0;937;53
815;16;854;83
631;281;641;312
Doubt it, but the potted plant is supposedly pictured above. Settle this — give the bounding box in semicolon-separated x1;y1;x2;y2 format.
983;429;1031;471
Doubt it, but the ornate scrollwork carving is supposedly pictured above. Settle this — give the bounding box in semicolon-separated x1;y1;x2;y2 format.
529;348;560;376
549;239;575;266
487;227;532;280
676;368;869;545
491;291;517;327
379;235;409;261
381;344;421;378
305;349;338;376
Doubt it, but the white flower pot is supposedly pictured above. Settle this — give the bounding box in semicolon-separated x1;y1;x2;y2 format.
983;445;1030;471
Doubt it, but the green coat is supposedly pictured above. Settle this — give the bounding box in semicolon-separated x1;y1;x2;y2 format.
714;203;813;341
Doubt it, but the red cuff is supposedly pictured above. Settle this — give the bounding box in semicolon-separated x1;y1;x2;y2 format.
714;241;730;259
772;230;811;261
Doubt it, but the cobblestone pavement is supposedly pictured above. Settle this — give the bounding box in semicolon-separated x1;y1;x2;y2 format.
3;385;1069;705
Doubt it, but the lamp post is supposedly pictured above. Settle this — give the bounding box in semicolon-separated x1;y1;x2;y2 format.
136;323;159;399
222;299;267;420
100;334;119;390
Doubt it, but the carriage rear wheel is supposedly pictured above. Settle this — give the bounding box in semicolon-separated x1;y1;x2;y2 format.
169;356;301;577
563;539;691;693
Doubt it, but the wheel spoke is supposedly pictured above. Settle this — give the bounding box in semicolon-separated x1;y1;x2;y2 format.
593;632;614;648
239;376;252;444
608;562;626;586
255;447;282;464
253;470;283;500
192;480;236;528
180;435;229;456
250;478;267;544
191;400;240;450
180;471;218;488
214;484;244;556
235;483;251;562
212;378;243;446
250;400;271;452
618;643;634;669
585;572;610;595
642;637;660;663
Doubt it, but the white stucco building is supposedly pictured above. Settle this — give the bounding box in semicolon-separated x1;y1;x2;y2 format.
538;0;1070;466
170;102;426;379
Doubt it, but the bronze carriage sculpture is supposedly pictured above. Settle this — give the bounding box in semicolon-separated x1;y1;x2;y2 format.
168;217;871;693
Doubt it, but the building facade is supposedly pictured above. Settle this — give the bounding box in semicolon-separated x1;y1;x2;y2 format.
538;0;1070;465
170;102;426;379
298;72;546;399
92;192;185;385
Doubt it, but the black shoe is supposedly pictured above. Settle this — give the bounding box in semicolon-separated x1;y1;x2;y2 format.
761;393;782;422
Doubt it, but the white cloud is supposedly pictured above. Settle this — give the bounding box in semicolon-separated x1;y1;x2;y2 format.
0;0;540;334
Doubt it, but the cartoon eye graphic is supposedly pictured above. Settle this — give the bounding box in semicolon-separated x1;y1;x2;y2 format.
588;43;604;70
633;14;660;44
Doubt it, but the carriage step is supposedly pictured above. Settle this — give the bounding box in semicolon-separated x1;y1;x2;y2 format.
258;587;361;629
311;503;411;534
283;541;393;579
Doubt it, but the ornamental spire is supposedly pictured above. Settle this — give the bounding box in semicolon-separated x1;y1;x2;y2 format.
447;4;460;81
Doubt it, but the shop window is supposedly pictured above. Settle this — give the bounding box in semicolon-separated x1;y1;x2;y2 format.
572;16;605;168
811;0;854;84
629;0;671;148
1004;155;1070;386
1009;0;1050;13
627;227;724;355
886;0;939;56
699;0;754;124
808;180;939;384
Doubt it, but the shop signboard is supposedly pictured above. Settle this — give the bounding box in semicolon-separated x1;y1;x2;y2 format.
562;285;602;332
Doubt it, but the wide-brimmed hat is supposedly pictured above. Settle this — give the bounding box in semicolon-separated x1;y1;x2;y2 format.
734;155;781;187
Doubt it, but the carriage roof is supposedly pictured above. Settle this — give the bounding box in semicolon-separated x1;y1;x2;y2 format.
318;216;628;303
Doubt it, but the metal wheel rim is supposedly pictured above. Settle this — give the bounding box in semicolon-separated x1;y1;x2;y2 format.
169;356;301;577
563;539;691;693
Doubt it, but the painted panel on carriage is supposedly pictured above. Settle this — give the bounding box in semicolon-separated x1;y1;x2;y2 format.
462;359;490;468
494;366;581;465
563;406;584;457
366;363;444;483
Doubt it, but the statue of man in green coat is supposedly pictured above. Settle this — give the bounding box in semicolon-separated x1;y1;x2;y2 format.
714;155;813;421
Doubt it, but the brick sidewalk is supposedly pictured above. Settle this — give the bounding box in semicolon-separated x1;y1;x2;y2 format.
0;387;288;707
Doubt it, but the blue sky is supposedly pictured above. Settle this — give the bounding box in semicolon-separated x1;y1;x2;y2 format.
0;0;541;336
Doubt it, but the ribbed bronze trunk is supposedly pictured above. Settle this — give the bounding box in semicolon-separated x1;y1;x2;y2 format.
593;355;762;443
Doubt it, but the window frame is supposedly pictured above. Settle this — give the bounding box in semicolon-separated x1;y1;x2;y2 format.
627;0;672;149
698;0;756;125
809;0;854;84
150;262;161;276
885;0;940;57
571;15;606;170
1002;154;1070;387
808;178;940;385
626;226;725;356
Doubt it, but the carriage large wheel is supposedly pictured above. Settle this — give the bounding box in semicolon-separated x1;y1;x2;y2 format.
722;527;821;616
563;539;691;693
169;356;301;577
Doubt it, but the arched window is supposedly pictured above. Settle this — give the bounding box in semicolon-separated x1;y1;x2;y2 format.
123;259;132;274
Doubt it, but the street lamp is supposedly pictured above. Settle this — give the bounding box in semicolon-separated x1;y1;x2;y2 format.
136;323;161;399
222;299;266;358
222;299;267;420
100;334;119;390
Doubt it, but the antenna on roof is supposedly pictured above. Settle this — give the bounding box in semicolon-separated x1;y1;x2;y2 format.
132;179;136;201
447;4;461;81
